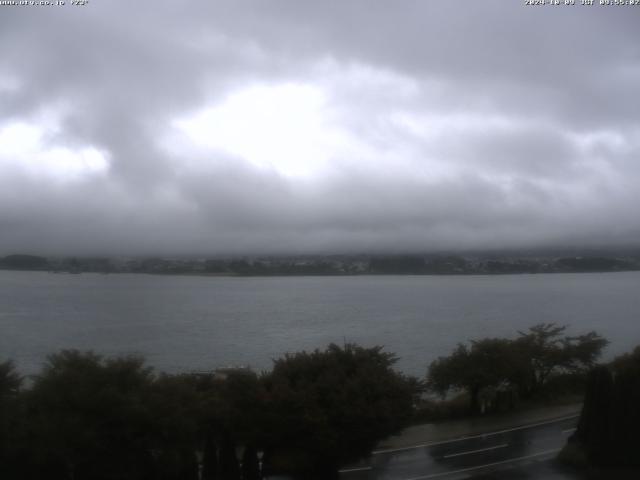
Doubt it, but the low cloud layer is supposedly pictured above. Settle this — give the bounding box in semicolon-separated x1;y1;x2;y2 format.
1;1;639;255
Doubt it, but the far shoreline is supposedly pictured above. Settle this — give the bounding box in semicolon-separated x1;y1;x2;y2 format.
1;267;639;278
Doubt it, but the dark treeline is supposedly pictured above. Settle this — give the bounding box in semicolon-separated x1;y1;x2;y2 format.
1;252;640;276
1;325;636;478
569;346;640;468
426;324;607;415
0;344;418;480
429;327;640;472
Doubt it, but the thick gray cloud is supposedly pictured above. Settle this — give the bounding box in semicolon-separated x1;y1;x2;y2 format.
0;1;639;255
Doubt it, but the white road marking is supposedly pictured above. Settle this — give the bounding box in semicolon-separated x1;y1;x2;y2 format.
372;414;579;455
338;466;372;473
442;443;508;459
562;427;577;434
403;448;562;480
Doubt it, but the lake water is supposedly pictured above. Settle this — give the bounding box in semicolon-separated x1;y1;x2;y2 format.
1;270;639;377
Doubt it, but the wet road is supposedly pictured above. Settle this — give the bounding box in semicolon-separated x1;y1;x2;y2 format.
340;415;579;480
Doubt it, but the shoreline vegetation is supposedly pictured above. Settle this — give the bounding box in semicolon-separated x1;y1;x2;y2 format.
560;346;640;470
1;251;640;277
2;323;635;479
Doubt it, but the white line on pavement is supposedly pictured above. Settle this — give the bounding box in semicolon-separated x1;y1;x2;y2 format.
372;414;579;455
338;466;372;473
442;443;508;459
403;448;562;480
562;427;577;434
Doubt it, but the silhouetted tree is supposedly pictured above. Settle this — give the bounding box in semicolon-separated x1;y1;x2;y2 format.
427;324;608;412
0;360;23;477
514;323;607;397
146;374;202;479
572;346;640;467
241;445;260;480
262;343;418;477
0;360;21;397
25;350;156;480
427;339;516;413
1;344;420;479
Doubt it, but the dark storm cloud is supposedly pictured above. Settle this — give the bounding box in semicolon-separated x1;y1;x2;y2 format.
0;1;639;255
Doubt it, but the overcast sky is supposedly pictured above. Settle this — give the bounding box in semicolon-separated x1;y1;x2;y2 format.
0;1;639;256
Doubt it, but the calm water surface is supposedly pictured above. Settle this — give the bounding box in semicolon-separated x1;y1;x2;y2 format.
1;270;639;376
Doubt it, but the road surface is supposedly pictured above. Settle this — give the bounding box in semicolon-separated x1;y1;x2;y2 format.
339;414;580;479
